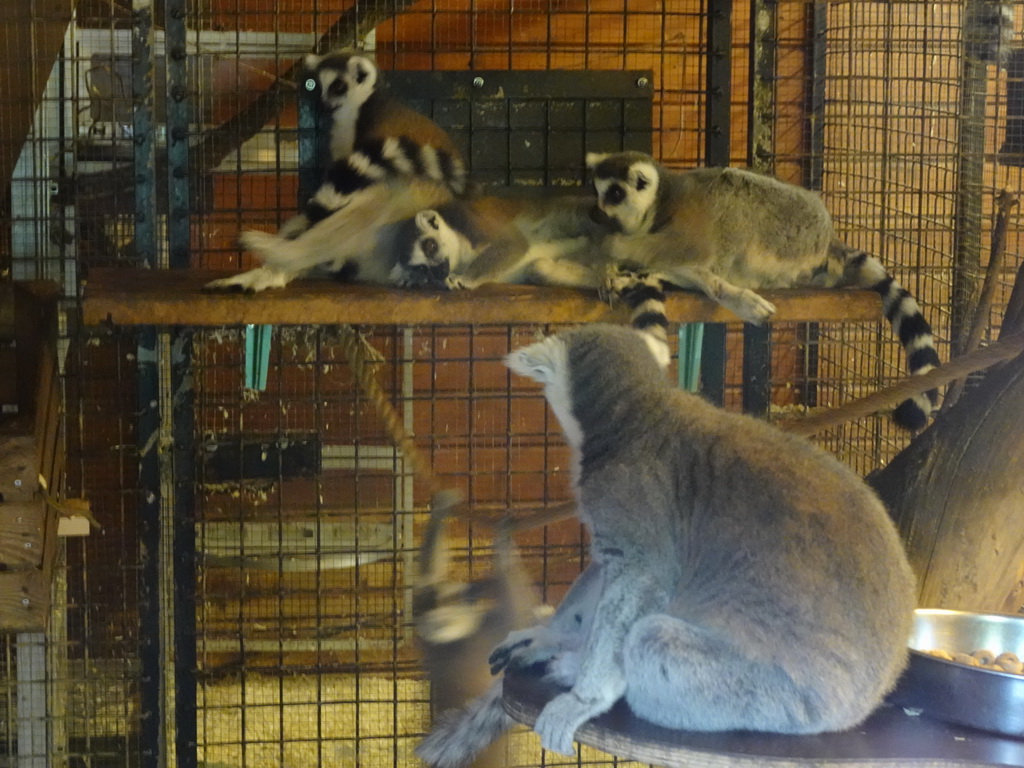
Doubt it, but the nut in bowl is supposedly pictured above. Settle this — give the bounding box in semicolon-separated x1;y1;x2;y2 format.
889;608;1024;737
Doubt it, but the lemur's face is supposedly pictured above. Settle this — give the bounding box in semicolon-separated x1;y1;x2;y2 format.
302;52;377;112
393;210;461;288
586;153;660;235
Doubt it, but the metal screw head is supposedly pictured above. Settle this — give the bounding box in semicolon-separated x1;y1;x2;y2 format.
304;78;317;92
21;598;30;607
472;76;485;88
24;542;32;549
13;479;22;488
636;76;650;89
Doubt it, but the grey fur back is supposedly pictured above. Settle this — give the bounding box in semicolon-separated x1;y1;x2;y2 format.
564;324;915;725
664;167;835;285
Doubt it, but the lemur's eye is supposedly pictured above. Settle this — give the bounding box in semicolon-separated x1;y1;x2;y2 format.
604;184;626;206
421;238;439;258
635;176;648;192
328;80;347;97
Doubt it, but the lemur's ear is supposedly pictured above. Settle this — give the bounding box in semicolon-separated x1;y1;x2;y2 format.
349;56;377;87
585;152;609;171
505;337;562;384
415;210;442;232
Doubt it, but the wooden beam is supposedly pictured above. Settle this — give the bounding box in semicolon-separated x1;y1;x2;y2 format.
0;0;76;271
82;268;883;327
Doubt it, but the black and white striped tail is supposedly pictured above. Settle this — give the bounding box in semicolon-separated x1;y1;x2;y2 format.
304;137;467;226
845;249;941;430
415;681;513;768
616;273;672;369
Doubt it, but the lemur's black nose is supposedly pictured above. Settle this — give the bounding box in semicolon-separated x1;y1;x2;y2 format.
429;260;450;280
604;183;626;206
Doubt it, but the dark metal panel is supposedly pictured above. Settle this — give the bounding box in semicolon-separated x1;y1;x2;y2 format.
742;322;772;416
705;0;733;168
384;70;655;101
385;70;655;187
700;323;727;408
202;435;322;483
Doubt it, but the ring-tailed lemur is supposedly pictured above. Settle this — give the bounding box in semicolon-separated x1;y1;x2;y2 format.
586;150;942;430
393;192;608;290
204;51;466;293
231;189;609;292
418;315;916;767
414;491;548;768
298;52;467;228
963;1;1016;66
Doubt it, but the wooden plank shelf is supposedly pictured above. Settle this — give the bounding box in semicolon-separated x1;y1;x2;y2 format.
502;672;1024;768
81;268;883;328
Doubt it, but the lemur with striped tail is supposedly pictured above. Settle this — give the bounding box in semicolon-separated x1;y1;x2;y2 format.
587;150;941;429
418;284;915;767
414;491;547;768
204;51;466;293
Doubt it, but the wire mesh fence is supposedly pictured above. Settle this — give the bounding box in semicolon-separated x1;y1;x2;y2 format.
2;1;1023;766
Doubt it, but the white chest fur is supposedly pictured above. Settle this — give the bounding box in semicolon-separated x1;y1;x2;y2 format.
330;101;360;160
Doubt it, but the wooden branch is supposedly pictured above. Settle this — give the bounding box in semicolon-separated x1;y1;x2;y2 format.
1000;260;1024;340
776;332;1024;437
944;189;1019;410
444;501;579;534
869;347;1024;613
190;0;419;181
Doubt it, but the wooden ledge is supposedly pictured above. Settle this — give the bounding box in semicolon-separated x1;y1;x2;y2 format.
81;267;882;328
502;672;1024;768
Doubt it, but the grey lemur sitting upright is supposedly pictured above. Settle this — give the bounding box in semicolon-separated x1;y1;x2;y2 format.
417;301;916;765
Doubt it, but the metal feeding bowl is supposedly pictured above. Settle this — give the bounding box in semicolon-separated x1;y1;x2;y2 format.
888;608;1024;738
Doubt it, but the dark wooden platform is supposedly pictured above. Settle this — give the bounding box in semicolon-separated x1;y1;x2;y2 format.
80;267;883;327
502;672;1024;768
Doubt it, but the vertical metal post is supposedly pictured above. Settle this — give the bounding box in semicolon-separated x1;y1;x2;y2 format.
164;0;197;766
798;1;828;411
132;2;162;767
700;0;733;406
297;75;324;207
741;0;778;417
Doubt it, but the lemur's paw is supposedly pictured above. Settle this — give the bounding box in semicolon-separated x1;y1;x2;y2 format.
533;692;589;756
600;266;643;303
732;288;777;325
444;275;471;291
202;266;292;294
489;625;566;676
